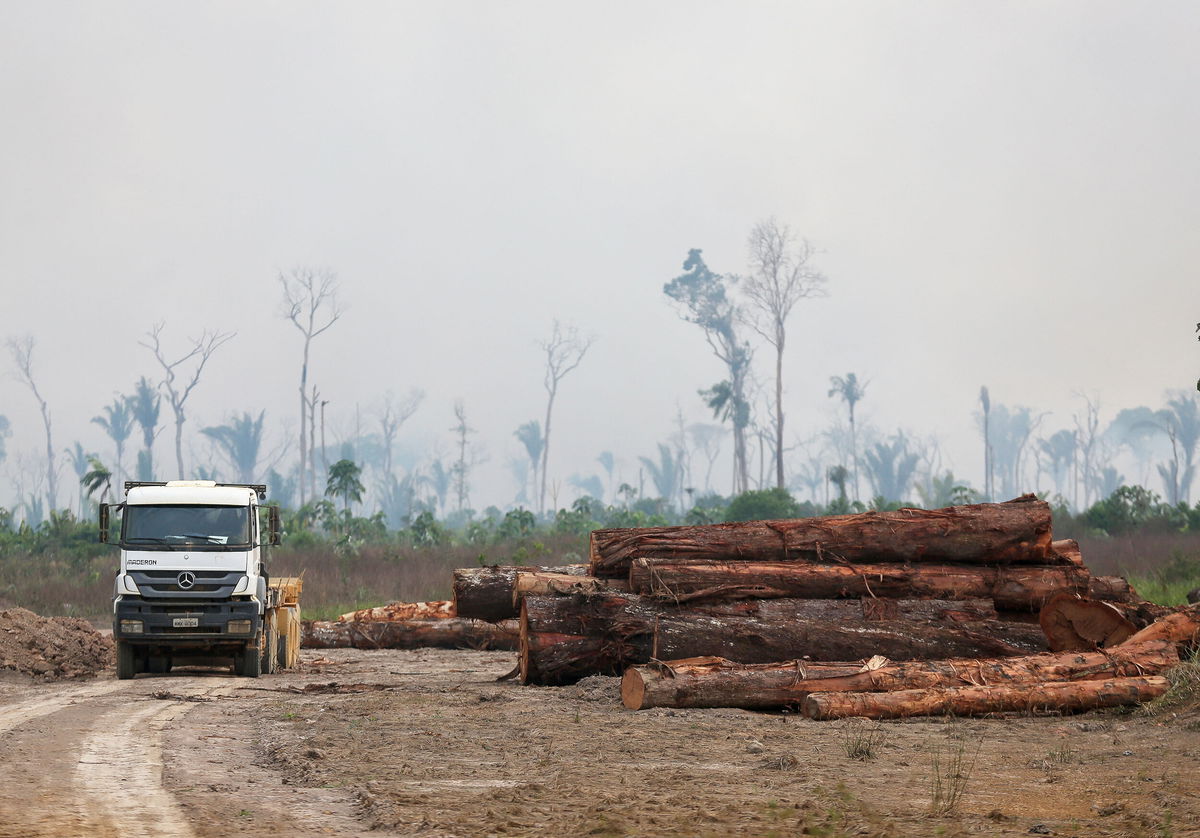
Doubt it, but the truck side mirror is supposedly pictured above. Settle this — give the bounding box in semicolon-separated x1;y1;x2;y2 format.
99;504;110;543
269;505;281;546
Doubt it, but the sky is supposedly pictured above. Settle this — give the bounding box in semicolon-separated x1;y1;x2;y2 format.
0;2;1197;515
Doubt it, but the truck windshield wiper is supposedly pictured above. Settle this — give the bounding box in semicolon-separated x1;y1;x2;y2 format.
125;536;169;544
179;533;226;543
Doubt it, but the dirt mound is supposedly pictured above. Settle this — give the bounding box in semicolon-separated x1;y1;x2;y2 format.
0;608;113;679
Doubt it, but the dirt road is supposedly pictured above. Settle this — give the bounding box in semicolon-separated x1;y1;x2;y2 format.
1;649;1198;837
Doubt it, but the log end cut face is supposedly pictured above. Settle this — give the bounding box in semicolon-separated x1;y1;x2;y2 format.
1039;593;1137;652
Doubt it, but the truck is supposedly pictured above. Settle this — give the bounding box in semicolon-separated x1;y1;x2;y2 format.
102;480;301;679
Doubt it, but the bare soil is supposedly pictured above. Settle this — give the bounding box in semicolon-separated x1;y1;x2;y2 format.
0;647;1198;837
0;607;113;679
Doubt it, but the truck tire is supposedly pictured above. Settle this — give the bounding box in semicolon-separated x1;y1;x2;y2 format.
116;641;136;680
236;640;262;678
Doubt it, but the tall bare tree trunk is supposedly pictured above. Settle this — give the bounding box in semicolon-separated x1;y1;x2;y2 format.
775;342;784;489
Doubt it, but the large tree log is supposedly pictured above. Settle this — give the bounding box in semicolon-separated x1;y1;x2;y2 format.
519;592;1044;686
337;600;455;622
1039;594;1138;652
590;496;1055;578
801;675;1169;720
512;571;629;608
620;640;1179;710
453;565;587;622
629;558;1088;611
1120;604;1200;654
302;618;519;650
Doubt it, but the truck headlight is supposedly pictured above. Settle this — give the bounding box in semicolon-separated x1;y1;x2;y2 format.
120;620;144;634
121;575;141;594
232;576;249;594
227;620;252;634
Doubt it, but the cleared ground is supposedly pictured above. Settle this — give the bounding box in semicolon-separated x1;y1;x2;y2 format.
1;648;1198;837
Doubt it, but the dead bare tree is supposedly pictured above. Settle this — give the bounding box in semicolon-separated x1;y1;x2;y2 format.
279;268;342;506
450;400;478;514
539;322;594;514
140;323;236;478
378;389;424;477
7;336;57;511
741;219;827;489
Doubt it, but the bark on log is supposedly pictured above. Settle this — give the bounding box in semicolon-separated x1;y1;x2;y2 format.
453;565;587;622
519;592;1044;686
629;558;1087;611
512;572;629;608
620;640;1179;710
1088;575;1141;603
1120;604;1200;654
1051;539;1083;567
590;496;1055;578
302;618;519;650
1039;594;1138;652
337;600;455;622
801;675;1169;720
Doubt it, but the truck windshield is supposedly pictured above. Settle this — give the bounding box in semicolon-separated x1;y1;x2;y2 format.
123;505;251;549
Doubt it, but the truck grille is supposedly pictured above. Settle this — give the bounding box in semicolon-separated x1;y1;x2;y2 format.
129;570;246;599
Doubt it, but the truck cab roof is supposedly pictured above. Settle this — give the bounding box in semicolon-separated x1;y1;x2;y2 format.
125;482;260;506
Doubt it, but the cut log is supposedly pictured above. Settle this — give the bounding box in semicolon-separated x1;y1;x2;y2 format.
1120;604;1200;654
519;592;1044;686
801;675;1169;720
337;600;455;622
620;640;1179;710
453;565;587;622
512;571;629;608
302;618;519;650
1088;575;1141;603
1051;539;1083;566
1039;593;1138;652
590;495;1055;578
629;558;1088;611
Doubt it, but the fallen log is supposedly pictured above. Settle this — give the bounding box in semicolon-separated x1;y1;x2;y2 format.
590;495;1055;578
453;565;587;622
1120;603;1200;654
512;571;629;608
620;640;1179;710
519;592;1044;686
629;558;1088;611
801;675;1170;720
1088;575;1141;603
337;600;455;622
302;618;519;650
1039;594;1138;652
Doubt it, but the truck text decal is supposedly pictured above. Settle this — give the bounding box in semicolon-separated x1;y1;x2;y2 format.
127;558;158;566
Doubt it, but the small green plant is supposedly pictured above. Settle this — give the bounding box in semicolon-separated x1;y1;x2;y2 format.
840;718;886;761
929;733;982;815
1047;741;1074;764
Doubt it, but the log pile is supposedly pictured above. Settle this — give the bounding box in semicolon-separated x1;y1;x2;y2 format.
515;497;1152;686
301;617;519;651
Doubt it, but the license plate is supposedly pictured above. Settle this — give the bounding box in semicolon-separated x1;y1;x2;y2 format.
172;617;199;628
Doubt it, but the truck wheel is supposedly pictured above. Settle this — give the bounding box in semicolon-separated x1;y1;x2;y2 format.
116;641;136;680
236;641;262;678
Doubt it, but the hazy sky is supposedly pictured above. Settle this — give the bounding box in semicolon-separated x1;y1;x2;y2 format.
1;2;1197;512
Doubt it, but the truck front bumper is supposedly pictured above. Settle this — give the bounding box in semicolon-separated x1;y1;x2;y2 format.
113;597;261;645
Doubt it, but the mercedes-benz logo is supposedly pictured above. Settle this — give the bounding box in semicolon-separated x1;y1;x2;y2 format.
177;571;196;590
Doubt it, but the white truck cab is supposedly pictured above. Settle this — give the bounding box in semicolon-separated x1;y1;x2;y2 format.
103;480;283;678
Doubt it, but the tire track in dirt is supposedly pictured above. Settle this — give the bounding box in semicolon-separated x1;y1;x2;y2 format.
73;680;243;838
0;680;125;735
0;677;242;837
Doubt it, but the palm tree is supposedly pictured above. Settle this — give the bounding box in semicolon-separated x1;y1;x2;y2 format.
862;434;919;503
64;441;95;515
91;396;135;489
130;376;161;480
1156;392;1200;505
1036;430;1076;501
638;443;679;507
81;456;112;505
325;458;365;526
514;421;543;510
828;373;867;501
201;411;266;482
